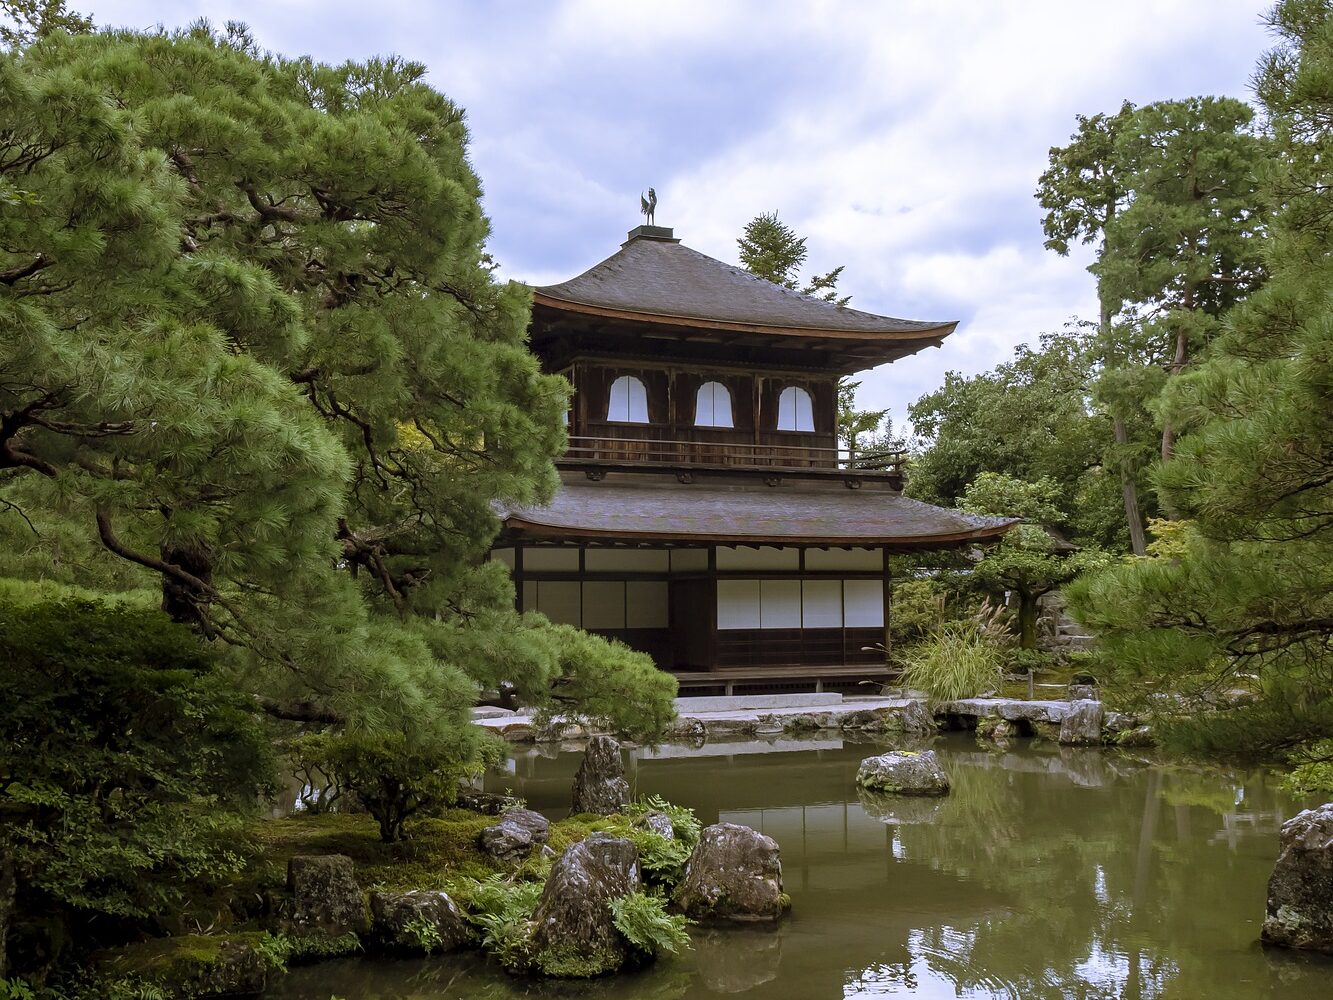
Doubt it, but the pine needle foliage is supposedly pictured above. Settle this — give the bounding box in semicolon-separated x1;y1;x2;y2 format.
0;21;675;742
1068;0;1333;790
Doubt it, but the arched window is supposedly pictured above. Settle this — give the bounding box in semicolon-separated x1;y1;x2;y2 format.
776;386;815;432
694;381;734;428
607;375;649;423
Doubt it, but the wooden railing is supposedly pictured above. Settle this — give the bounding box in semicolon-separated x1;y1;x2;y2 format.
560;435;906;478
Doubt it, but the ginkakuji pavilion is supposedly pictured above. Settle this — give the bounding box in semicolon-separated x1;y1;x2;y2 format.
491;223;1012;694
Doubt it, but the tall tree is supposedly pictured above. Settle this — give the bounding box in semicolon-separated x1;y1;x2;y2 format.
907;331;1127;549
1097;96;1268;461
1069;0;1333;789
0;25;673;738
1037;102;1151;554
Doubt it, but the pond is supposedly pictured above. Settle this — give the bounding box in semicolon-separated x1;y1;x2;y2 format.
267;733;1332;999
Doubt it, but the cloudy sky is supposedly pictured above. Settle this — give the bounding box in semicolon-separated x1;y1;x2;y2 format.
82;0;1272;428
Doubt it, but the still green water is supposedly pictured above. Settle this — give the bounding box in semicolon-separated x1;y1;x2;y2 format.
268;734;1332;999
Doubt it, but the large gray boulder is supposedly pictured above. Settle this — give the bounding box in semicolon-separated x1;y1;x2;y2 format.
479;808;550;863
899;698;937;735
1262;803;1333;952
286;855;367;936
674;822;786;923
855;749;950;796
527;832;641;977
1059;699;1105;746
369;889;471;954
571;735;630;815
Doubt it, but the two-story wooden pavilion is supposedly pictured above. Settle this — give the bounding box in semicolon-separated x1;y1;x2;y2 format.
492;224;1012;694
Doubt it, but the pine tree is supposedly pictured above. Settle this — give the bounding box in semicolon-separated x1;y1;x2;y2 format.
1068;0;1333;787
0;24;674;740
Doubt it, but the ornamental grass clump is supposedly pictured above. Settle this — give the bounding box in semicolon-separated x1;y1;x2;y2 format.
899;605;1009;706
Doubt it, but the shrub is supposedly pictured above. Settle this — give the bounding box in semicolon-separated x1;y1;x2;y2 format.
889;579;950;647
305;727;504;842
0;596;274;970
609;891;690;957
899;608;1009;705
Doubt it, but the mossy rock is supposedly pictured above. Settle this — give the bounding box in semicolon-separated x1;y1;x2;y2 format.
94;932;272;998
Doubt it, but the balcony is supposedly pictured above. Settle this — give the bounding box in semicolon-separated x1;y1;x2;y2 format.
559;433;907;487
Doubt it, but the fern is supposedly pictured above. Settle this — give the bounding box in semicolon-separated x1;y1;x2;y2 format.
610;891;690;956
624;795;702;848
453;873;543;969
402;914;445;955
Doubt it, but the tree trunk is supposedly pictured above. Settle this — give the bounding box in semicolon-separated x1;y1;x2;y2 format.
1160;288;1193;463
1017;592;1040;650
1114;416;1148;556
1100;298;1148;555
160;539;214;629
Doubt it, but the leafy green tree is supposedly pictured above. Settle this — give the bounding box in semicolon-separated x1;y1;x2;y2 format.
961;473;1109;648
1038;97;1267;550
1097;97;1268;461
907;331;1127;548
837;378;893;455
0;593;273;971
0;25;672;739
0;0;90;48
296;727;501;843
1069;0;1333;789
1037;102;1152;554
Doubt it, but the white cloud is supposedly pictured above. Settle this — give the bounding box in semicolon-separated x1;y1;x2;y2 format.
79;0;1272;426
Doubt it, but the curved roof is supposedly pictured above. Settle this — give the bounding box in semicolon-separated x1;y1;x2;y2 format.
533;230;956;340
500;479;1014;549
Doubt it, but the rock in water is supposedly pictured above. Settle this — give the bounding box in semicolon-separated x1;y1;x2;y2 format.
370;890;471;954
675;823;786;923
479;808;550;863
94;934;270;998
1262;803;1333;952
1058;699;1105;746
286;855;367;936
571;735;630;815
900;698;936;735
855;749;950;796
527;832;641;977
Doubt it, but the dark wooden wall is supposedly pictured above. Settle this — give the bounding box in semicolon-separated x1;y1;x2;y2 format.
569;359;838;452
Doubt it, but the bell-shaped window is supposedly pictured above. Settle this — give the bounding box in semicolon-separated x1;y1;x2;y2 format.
694;381;734;428
776;386;815;432
607;375;649;423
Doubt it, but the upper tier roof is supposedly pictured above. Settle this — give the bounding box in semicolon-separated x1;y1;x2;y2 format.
532;227;956;346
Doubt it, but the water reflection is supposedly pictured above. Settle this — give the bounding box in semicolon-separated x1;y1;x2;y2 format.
268;734;1332;999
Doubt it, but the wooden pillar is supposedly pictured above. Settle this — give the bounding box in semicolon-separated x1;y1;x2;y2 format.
514;545;525;613
706;544;719;669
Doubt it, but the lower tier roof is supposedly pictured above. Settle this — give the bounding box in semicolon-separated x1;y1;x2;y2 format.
499;478;1014;549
